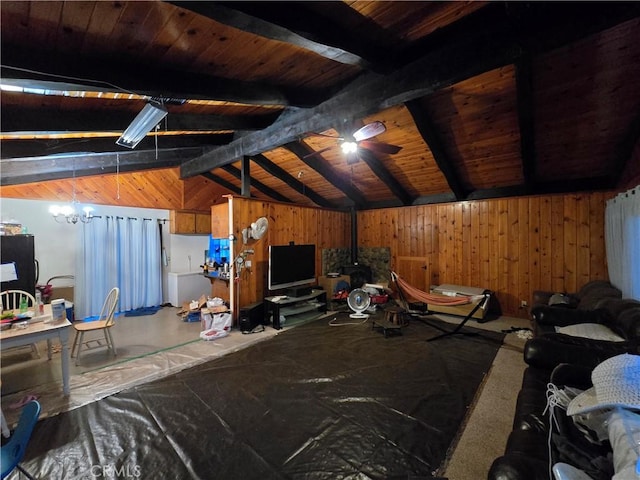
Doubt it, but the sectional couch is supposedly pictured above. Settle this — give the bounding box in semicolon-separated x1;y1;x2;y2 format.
487;280;640;480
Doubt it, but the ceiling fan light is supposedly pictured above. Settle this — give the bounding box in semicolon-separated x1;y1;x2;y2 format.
341;141;358;154
115;101;168;149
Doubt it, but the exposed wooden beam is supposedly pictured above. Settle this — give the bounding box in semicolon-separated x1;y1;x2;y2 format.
250;154;336;208
406;177;615;207
201;172;241;195
0;54;319;107
357;149;414;206
405;100;466;200
180;2;640;178
463;177;614;201
220;164;291;203
0;148;206;186
0;105;281;133
0;135;233;160
180;20;520;176
240;156;251;197
284;141;367;209
515;52;536;191
406;192;458;208
171;1;386;71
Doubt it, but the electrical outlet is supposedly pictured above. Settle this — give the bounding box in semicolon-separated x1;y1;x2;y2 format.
245;260;252;268
520;300;528;308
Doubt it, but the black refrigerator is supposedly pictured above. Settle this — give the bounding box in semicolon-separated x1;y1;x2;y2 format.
1;234;38;303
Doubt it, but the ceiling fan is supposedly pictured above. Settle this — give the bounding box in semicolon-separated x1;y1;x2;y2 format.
305;121;402;164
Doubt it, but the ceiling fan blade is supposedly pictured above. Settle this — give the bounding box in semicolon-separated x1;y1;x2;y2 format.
353;121;386;141
303;146;334;159
358;140;402;155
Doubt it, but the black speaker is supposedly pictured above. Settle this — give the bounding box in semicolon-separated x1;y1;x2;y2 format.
239;301;265;332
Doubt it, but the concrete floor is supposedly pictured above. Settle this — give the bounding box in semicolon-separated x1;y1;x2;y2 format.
0;305;530;479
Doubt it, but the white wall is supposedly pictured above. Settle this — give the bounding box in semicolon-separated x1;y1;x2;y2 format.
0;198;211;304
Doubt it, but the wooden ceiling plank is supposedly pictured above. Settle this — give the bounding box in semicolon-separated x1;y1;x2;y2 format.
56;2;95;53
250;154;335;209
515;52;536;191
405;99;466;200
284;141;366;208
80;2;126;56
611;111;640;188
220;164;291;203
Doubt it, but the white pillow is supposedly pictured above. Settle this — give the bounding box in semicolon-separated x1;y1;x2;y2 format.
555;323;625;342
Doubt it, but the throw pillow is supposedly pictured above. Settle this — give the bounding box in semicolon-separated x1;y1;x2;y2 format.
555;323;625;342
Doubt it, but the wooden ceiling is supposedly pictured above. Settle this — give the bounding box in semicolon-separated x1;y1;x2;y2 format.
1;1;639;210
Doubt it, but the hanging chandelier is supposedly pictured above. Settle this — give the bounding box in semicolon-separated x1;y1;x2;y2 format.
49;157;96;224
49;204;94;224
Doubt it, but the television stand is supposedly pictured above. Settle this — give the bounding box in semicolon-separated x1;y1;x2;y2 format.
264;289;327;330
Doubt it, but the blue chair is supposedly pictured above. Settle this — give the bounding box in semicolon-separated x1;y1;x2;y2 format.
1;400;41;480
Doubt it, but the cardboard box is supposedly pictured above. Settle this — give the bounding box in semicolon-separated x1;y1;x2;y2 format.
178;295;208;316
318;275;350;295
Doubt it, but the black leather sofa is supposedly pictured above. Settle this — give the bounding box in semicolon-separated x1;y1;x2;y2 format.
487;281;640;480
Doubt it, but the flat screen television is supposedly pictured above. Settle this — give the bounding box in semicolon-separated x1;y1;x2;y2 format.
268;244;316;291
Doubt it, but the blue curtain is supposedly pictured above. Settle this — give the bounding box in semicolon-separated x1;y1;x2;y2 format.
76;216;162;319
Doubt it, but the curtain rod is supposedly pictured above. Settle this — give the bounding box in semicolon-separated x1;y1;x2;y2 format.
610;184;638;203
99;215;167;221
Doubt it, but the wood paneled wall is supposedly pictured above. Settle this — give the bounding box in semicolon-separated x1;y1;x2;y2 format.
227;197;350;311
3;167;618;319
358;192;611;318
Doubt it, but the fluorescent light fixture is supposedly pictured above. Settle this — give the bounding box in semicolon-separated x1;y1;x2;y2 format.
116;101;168;149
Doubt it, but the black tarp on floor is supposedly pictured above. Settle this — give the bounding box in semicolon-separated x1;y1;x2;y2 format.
18;314;504;479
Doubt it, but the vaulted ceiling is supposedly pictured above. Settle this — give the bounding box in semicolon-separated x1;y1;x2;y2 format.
1;1;639;210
